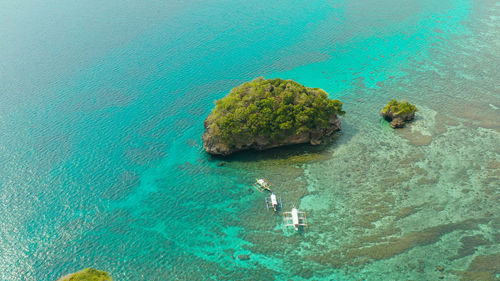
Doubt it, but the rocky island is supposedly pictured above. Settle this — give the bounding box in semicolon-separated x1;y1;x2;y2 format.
203;77;344;156
56;268;112;281
380;99;418;128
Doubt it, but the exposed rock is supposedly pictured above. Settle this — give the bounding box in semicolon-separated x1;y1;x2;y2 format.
390;117;406;128
203;115;341;156
380;99;418;128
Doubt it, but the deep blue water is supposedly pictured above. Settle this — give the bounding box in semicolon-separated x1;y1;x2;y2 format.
1;0;499;280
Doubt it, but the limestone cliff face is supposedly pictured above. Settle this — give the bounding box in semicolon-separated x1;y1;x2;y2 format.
202;115;341;156
381;110;415;128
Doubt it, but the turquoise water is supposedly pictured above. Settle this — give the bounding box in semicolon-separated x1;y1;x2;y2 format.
0;0;499;280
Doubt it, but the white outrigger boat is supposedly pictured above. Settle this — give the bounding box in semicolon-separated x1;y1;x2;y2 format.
265;193;282;211
252;178;273;193
283;207;308;231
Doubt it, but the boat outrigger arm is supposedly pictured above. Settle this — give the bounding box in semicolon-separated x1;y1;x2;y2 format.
265;193;282;211
252;178;273;193
283;207;308;230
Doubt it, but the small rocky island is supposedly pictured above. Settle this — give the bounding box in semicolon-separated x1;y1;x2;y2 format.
56;268;112;281
203;77;345;156
380;99;418;128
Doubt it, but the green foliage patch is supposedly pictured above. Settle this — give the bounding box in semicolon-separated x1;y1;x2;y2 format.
381;99;418;116
68;268;112;281
207;77;344;145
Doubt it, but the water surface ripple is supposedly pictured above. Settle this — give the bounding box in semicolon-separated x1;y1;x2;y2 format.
0;0;498;280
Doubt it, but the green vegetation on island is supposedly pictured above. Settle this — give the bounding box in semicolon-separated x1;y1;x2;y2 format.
58;268;112;281
205;77;344;146
380;99;418;128
381;99;418;116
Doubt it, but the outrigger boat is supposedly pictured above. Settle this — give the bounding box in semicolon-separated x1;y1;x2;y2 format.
265;193;282;211
283;207;308;231
252;178;273;193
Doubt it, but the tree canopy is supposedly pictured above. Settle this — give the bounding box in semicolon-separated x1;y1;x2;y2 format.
68;268;112;281
206;77;344;145
381;99;418;116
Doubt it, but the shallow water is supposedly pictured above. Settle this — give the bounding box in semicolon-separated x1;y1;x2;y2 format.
0;0;499;280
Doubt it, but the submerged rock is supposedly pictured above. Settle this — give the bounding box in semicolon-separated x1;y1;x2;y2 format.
56;268;112;281
380;99;418;128
238;254;250;261
203;77;345;156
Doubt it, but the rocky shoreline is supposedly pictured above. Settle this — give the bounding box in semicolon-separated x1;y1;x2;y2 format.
203;115;341;156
